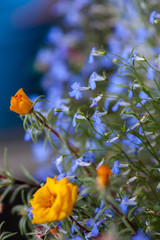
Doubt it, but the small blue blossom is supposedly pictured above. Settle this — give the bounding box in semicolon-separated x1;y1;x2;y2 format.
92;110;107;125
27;207;33;219
104;209;114;219
46;26;63;45
88;47;97;63
119;195;129;214
70;156;91;173
85;218;94;227
112;102;119;112
90;94;103;108
72;112;86;127
131;232;150;240
131;50;145;63
74;237;83;240
136;91;149;107
89;72;105;90
24;129;32;142
31;141;52;163
146;67;155;81
69;82;90;99
119;195;136;214
69;82;82;99
111;160;120;174
95;200;104;214
91;224;99;238
149;11;160;24
83;151;95;163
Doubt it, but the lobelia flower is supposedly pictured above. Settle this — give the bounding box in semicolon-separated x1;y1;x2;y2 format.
69;82;90;100
90;94;103;108
70;156;91;173
92;110;107;125
149;11;160;24
157;54;160;71
72;112;86;127
131;50;145;62
111;160;120;174
88;47;97;64
119;195;136;214
131;231;150;240
27;207;33;219
89;72;105;90
10;88;33;115
96;164;112;188
30;176;78;224
146;67;155;81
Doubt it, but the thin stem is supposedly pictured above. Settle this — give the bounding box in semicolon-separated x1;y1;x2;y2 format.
106;198;137;233
14;178;39;188
33;112;91;176
33;112;63;141
69;215;89;233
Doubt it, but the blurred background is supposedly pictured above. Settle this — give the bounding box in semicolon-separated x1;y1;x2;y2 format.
0;0;55;178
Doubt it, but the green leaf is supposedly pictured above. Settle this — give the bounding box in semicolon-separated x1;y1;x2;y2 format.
9;184;28;204
20;166;39;185
1;185;12;202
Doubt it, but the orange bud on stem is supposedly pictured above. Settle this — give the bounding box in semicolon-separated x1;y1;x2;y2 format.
96;164;112;188
10;88;33;115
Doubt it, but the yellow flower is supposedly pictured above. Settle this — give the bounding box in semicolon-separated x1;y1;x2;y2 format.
96;164;112;188
10;88;33;115
30;176;78;224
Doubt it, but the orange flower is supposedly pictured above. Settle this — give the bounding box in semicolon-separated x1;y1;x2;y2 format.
10;88;33;115
30;176;78;224
96;164;112;188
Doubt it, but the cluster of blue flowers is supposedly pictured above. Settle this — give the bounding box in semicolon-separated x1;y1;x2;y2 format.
22;0;160;239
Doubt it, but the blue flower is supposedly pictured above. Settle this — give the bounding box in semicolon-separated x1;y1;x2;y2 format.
90;94;103;108
83;151;95;163
46;26;63;45
92;110;107;125
149;11;160;24
146;67;155;81
72;112;86;127
31;141;52;163
95;200;104;214
112;102;119;112
136;91;149;107
85;218;94;227
88;47;97;63
24;129;31;142
131;232;150;240
104;209;114;219
89;72;105;90
70;156;91;173
119;195;129;214
69;82;82;99
69;82;90;100
111;160;120;174
91;224;99;238
119;195;136;214
158;54;160;71
27;207;33;219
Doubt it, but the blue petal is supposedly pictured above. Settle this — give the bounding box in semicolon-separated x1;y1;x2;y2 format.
91;224;99;237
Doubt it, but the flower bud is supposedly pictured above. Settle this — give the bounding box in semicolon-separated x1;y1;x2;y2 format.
96;164;112;188
10;88;33;115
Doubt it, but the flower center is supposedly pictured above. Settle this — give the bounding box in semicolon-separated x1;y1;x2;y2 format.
46;194;57;208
